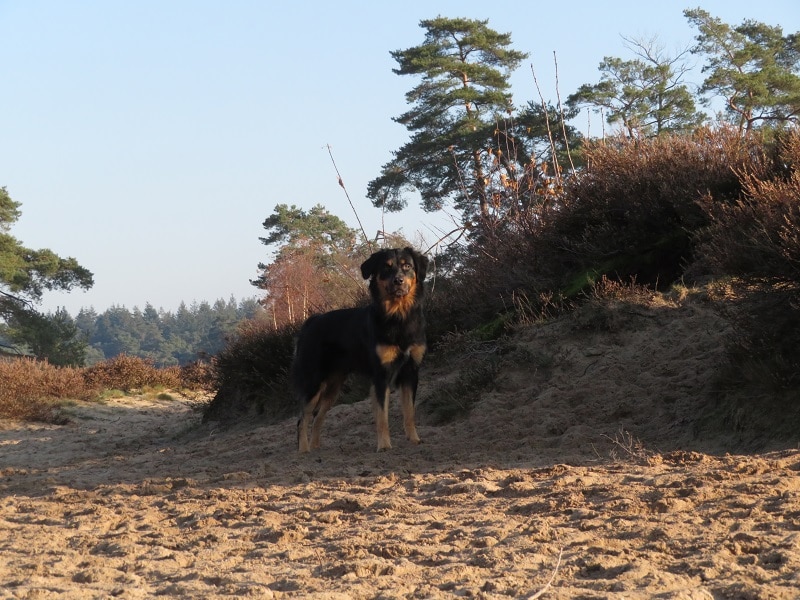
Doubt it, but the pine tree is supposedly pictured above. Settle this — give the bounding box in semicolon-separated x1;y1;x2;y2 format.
367;17;527;221
685;9;800;133
568;36;705;138
0;187;93;360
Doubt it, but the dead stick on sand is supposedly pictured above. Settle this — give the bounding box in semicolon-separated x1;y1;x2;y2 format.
527;546;563;599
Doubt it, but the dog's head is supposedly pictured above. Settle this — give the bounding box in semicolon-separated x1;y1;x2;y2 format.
360;247;429;318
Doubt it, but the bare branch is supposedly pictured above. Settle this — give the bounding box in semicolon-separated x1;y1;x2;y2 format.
325;144;374;254
553;51;576;173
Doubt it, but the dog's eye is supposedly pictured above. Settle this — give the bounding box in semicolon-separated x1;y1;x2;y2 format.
401;263;412;271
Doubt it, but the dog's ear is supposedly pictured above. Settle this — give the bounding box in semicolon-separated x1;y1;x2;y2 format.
360;251;381;280
405;247;429;282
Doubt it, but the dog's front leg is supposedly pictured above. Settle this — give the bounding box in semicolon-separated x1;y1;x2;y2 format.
399;385;421;444
297;414;311;454
371;384;392;451
397;357;422;445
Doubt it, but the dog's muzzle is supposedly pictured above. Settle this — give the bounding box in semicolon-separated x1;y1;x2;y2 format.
388;279;411;297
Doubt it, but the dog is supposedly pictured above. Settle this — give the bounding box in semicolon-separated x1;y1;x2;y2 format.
292;247;429;453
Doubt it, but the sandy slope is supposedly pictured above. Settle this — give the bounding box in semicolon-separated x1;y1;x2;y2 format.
2;295;800;599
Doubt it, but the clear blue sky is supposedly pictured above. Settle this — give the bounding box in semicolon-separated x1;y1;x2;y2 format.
1;1;797;314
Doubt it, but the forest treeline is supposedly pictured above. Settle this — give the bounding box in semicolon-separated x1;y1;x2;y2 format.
25;297;262;367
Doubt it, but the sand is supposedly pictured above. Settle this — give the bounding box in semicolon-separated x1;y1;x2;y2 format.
2;295;800;599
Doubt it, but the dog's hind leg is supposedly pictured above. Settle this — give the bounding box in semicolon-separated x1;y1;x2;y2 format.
309;378;342;450
371;385;392;451
297;386;323;453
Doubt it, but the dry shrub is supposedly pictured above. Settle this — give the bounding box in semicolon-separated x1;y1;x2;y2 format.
0;358;88;422
82;354;180;392
546;127;765;289
440;127;762;331
179;359;216;392
696;129;800;435
1;353;210;423
203;319;297;423
698;129;800;283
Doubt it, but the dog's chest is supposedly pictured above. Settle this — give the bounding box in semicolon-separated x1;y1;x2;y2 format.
375;343;426;367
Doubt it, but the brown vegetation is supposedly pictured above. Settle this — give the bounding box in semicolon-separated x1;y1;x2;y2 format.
435;127;769;331
0;359;86;422
202;319;297;423
0;354;212;422
256;247;368;330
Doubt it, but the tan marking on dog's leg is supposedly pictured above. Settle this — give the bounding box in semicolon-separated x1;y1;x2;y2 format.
409;343;426;365
400;386;421;444
371;386;392;451
309;393;335;450
298;389;322;453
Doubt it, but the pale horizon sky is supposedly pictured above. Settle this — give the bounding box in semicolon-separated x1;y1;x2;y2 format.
2;1;798;315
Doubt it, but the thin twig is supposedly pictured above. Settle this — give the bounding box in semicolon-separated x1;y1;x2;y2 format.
0;289;34;308
448;145;473;212
325;144;373;254
553;51;575;173
528;545;564;599
530;62;561;185
424;225;468;255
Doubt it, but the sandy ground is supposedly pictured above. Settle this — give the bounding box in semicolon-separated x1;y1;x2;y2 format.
2;295;800;599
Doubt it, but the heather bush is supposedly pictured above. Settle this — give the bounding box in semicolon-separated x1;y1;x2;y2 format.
536;128;772;286
179;359;216;392
698;129;800;284
82;354;180;392
1;353;209;422
697;128;800;419
441;127;769;331
203;319;297;423
549;129;757;286
0;358;88;421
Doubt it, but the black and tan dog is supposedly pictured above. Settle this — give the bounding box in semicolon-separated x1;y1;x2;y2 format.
293;247;429;453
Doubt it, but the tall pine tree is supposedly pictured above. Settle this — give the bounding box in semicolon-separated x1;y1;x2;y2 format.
367;17;527;221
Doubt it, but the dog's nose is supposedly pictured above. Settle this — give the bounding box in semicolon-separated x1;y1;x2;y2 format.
393;274;405;285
